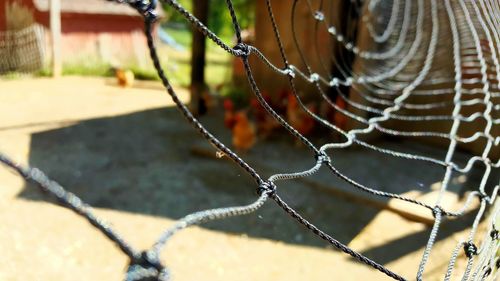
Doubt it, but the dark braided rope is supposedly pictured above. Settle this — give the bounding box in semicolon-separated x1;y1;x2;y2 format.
224;0;320;154
0;153;141;261
241;56;320;154
223;0;406;279
133;0;407;278
153;0;499;170
265;0;445;215
270;192;407;281
143;19;263;186
161;0;248;57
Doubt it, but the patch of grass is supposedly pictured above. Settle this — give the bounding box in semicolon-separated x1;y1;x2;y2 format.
220;82;249;108
164;26;192;47
35;67;51;77
29;27;233;86
206;60;231;86
35;61;160;81
127;66;159;81
162;25;233;50
158;51;231;87
156;27;232;88
0;71;27;80
62;60;113;77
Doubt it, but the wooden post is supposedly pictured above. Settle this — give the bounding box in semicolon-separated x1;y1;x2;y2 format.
50;0;61;77
190;0;209;116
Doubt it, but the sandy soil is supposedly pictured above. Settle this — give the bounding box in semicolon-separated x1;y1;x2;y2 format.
0;77;493;281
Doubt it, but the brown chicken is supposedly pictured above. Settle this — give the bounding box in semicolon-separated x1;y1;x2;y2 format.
232;111;256;152
287;94;316;137
198;87;218;115
223;99;237;129
115;68;135;88
275;88;291;115
250;97;280;139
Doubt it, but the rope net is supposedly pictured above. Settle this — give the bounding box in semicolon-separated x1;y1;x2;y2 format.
1;0;499;280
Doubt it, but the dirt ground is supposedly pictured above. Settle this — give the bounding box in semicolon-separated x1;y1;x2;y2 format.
0;77;494;280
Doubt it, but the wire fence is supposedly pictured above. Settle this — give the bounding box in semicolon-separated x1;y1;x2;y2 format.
0;24;45;73
0;0;499;280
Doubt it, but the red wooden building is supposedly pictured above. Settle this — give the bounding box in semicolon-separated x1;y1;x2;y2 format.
0;0;161;66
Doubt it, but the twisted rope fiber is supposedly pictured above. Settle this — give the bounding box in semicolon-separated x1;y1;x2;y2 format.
146;0;499;279
0;154;141;261
146;0;500;278
265;0;455;214
276;0;477;217
258;1;500;126
143;1;405;278
271;192;406;281
252;1;499;168
418;0;499;277
259;0;476;175
0;0;498;280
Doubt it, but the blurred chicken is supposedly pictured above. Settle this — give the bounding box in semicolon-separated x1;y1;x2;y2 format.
287;94;316;138
200;88;218;115
223;99;237;129
250;96;280;139
190;84;216;116
232;111;256;152
276;88;291;114
114;68;135;88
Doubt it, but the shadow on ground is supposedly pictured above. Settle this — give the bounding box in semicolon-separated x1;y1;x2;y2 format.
17;106;483;263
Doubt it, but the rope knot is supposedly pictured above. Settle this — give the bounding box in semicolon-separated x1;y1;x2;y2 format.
432;206;443;217
309;73;320;83
329;78;339;87
283;66;296;78
257;181;276;196
314;11;325;21
490;229;499;240
316;151;331;164
478;191;488;201
463;242;478;258
344;77;353;86
131;0;158;22
125;251;168;281
233;42;251;57
327;26;337;35
482;267;492;278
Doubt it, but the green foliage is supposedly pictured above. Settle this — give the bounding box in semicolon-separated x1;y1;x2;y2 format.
161;48;231;87
35;56;160;81
127;66;160;81
165;25;192;46
35;67;52;77
0;71;26;80
220;82;250;109
34;60;113;78
162;0;255;37
62;61;114;77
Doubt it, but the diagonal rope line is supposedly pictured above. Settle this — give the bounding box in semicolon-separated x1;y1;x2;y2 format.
0;0;498;280
0;152;141;261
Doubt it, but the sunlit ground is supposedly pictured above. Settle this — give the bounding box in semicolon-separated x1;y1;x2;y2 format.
0;76;488;281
